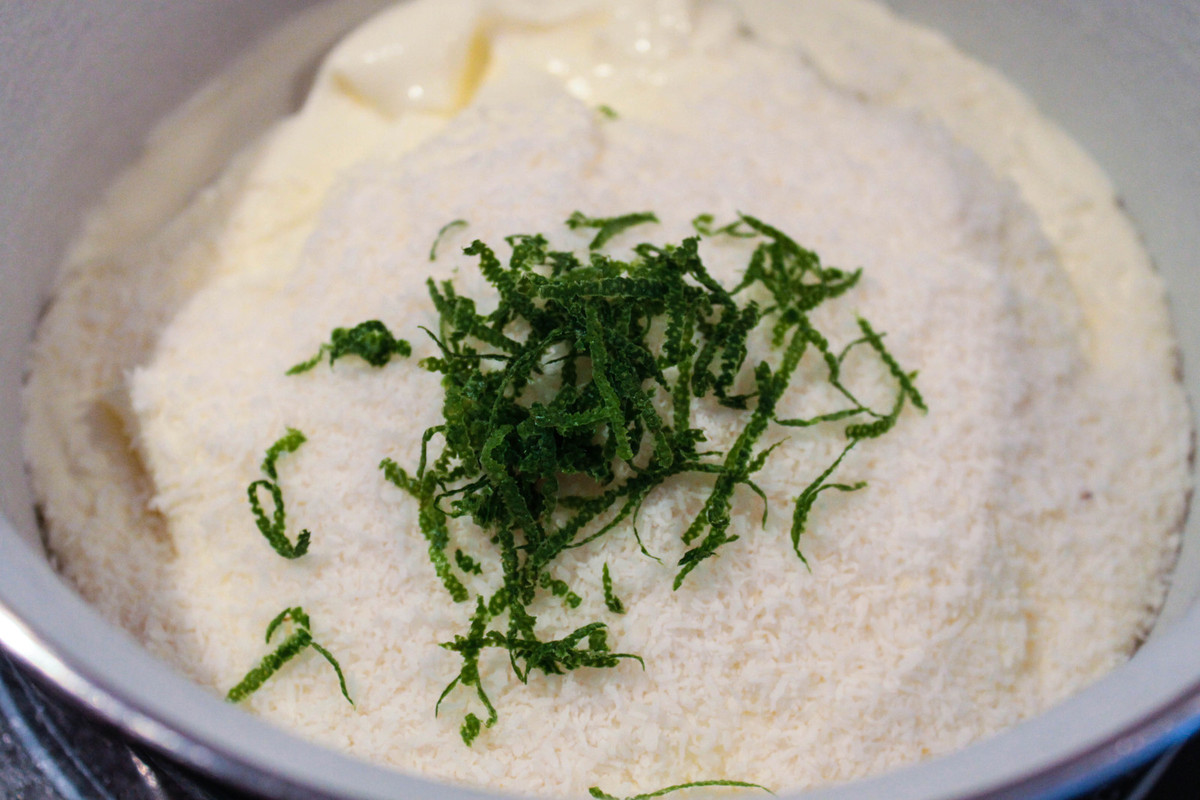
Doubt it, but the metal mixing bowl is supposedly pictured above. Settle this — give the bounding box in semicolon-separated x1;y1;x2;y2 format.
1;2;1197;798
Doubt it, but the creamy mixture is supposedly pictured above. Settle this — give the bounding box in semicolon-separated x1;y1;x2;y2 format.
23;0;1191;797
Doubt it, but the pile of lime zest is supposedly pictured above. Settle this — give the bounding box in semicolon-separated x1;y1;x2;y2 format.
247;428;311;559
226;606;353;706
302;210;923;745
589;780;774;800
287;320;412;374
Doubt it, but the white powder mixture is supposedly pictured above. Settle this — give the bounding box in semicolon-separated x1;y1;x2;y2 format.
22;1;1191;797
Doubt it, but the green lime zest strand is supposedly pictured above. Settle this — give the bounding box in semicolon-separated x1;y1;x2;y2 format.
691;213;756;239
381;456;470;603
455;549;483;575
227;606;353;706
287;320;411;374
261;427;306;481
602;563;625;614
540;571;583;609
589;779;774;800
247;429;311;559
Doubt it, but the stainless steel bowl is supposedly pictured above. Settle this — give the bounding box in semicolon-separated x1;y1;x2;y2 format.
1;2;1198;798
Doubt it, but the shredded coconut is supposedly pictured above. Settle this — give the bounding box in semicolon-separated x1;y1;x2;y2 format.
23;1;1191;797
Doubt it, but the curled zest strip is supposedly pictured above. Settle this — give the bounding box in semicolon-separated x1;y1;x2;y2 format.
430;219;468;261
226;606;353;705
247;429;312;559
261;426;306;480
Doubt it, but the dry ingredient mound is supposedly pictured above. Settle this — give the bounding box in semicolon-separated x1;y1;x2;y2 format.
22;0;1191;797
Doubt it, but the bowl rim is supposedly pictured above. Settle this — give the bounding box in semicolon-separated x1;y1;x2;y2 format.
2;528;1200;800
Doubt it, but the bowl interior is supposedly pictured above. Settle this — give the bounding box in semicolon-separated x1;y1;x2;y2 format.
1;2;1198;799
